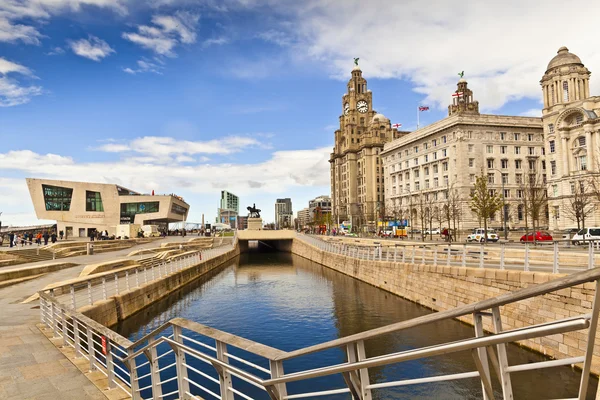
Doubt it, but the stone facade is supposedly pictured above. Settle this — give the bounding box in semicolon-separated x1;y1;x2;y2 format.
329;65;407;231
541;47;600;230
381;81;546;231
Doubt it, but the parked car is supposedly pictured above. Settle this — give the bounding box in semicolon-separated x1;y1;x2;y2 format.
424;228;441;235
466;228;499;243
571;228;600;245
519;231;553;242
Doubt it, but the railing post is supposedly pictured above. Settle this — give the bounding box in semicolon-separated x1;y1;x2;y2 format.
269;360;288;399
144;337;163;399
491;307;514;398
524;243;530;271
172;325;190;398
105;339;116;389
73;318;81;358
356;340;373;400
70;284;76;310
500;243;505;270
462;244;467;267
61;308;68;347
479;244;484;269
50;300;58;337
215;340;234;400
87;281;93;305
125;270;130;291
87;325;96;372
553;241;559;274
578;279;600;399
473;312;493;400
589;241;594;270
126;348;142;400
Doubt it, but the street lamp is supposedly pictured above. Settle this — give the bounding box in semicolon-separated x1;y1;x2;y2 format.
491;168;508;240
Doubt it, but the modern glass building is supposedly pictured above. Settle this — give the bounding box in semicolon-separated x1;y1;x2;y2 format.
27;178;189;238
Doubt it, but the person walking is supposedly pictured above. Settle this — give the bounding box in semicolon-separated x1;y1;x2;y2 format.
36;232;42;245
43;231;49;245
8;232;14;248
51;231;57;243
59;230;64;240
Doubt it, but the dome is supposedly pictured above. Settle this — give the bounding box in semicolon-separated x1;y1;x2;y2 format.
546;46;583;71
352;65;361;71
372;113;388;122
458;78;467;83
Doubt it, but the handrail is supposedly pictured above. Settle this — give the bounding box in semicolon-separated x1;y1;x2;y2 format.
275;266;600;361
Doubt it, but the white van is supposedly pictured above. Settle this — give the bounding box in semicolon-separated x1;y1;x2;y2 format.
571;227;600;245
141;225;160;237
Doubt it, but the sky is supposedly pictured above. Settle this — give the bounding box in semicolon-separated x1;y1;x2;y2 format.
1;0;599;226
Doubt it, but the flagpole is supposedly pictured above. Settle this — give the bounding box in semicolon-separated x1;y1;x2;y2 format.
417;105;420;130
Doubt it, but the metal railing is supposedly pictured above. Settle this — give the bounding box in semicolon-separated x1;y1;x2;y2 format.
298;234;600;273
39;264;600;399
38;231;600;399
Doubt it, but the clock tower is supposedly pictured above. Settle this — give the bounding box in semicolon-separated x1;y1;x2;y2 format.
329;63;406;232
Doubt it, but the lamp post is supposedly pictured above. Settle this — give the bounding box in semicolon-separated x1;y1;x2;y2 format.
491;168;508;240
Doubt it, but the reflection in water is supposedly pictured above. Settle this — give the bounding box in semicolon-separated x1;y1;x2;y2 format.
116;252;598;399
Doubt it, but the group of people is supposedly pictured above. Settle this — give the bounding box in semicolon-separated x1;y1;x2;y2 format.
89;230;111;241
3;230;62;247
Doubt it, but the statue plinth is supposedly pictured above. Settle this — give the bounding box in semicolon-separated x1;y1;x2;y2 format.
247;218;263;230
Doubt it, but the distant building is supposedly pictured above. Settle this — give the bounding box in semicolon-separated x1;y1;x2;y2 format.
237;216;248;230
296;208;311;229
218;190;239;227
309;195;332;221
275;198;293;229
26;178;189;238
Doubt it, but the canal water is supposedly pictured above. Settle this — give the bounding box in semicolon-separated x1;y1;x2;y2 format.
116;251;598;399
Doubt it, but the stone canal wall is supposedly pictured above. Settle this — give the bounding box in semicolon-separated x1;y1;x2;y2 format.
291;238;600;374
79;246;240;327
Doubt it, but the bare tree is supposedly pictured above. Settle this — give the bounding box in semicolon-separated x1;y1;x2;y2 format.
518;168;548;232
470;174;503;242
447;185;463;240
562;180;595;230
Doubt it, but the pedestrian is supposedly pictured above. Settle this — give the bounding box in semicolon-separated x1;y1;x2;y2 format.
8;232;14;248
43;231;49;245
59;230;64;240
51;231;57;243
36;232;42;245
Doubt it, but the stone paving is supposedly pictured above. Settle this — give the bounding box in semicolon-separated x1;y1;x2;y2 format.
0;236;191;399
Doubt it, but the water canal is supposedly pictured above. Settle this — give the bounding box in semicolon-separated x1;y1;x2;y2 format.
116;251;598;399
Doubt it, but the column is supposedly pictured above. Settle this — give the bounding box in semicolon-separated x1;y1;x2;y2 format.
586;130;594;171
562;136;570;176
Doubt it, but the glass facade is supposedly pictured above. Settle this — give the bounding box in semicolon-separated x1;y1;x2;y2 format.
42;184;73;211
120;202;159;223
86;191;104;212
116;186;140;196
171;203;187;215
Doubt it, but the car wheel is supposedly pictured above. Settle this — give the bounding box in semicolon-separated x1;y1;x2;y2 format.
520;239;524;242
572;241;579;246
480;238;485;243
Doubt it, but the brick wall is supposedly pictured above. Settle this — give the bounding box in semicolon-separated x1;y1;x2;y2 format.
291;238;600;375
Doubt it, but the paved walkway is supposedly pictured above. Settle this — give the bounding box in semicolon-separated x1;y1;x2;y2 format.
0;236;191;399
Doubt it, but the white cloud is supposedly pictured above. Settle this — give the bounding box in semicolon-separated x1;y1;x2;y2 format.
122;11;199;57
122;58;164;75
0;57;41;106
520;108;542;117
202;36;229;48
68;35;115;61
257;29;292;47
95;135;264;158
46;46;65;55
0;0;127;44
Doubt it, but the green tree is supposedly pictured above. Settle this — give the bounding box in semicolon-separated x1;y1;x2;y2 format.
470;175;503;242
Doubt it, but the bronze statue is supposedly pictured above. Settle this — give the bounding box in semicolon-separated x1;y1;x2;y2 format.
247;203;261;218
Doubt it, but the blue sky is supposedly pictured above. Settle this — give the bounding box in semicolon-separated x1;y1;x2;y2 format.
1;0;599;225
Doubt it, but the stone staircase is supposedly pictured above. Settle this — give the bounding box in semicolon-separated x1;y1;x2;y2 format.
4;247;65;263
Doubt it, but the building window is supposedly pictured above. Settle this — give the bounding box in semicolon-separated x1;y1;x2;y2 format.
548;124;554;133
171;204;187;215
442;162;448;171
433;139;437;147
563;81;569;102
528;134;534;141
414;158;418;166
443;175;449;186
500;146;507;154
469;158;474;167
425;154;429;162
501;159;508;169
554;206;560;219
550;160;556;175
414;169;420;178
486;145;493;154
415;182;420;190
42;184;73;211
502;173;508;184
442;149;447;157
434;177;439;187
500;132;506;140
552;185;558;197
503;189;510;198
414;146;419;153
579;155;587;171
469;174;475;182
424;143;428;149
528;160;536;170
488;173;495;184
487;159;494;169
515;146;521;155
549;140;555;153
442;136;447;143
424;167;429;176
468;144;474;152
120;202;160;223
515;160;522;169
528;147;535;155
516;174;523;184
517;204;524;220
85;191;104;212
576;114;584;124
514;133;520;141
425;179;430;189
578;136;586;147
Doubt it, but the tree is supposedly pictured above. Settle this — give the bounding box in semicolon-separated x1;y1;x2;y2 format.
416;192;426;242
518;169;548;232
562;180;595;230
447;184;464;240
470;174;503;242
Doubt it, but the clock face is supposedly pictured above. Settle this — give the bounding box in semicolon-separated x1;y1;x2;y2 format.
344;102;350;116
357;100;368;113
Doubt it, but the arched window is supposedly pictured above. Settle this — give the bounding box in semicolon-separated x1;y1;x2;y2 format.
563;81;569;102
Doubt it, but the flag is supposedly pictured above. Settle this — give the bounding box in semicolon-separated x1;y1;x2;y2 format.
452;92;464;98
392;123;402;128
419;106;429;111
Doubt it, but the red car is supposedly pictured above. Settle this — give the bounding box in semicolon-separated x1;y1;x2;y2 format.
519;231;553;242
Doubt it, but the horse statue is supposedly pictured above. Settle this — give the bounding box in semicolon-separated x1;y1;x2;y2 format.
247;203;261;218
